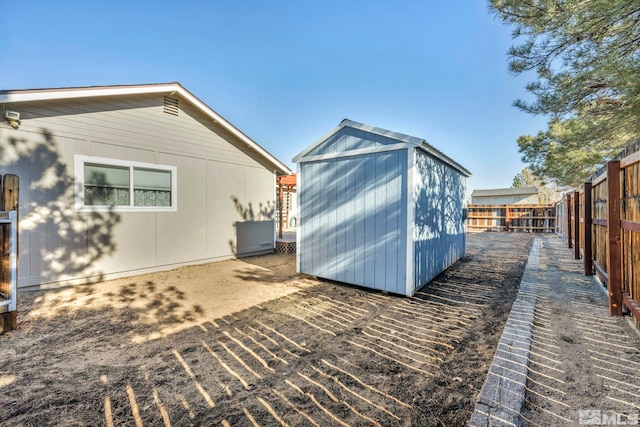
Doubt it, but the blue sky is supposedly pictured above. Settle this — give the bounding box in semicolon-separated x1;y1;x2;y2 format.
1;1;547;193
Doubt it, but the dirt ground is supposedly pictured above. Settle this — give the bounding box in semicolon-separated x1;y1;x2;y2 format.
0;232;533;426
520;235;640;426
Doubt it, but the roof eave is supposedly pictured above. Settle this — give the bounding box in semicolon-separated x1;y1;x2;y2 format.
417;143;472;177
294;119;471;177
0;83;291;176
292;121;348;163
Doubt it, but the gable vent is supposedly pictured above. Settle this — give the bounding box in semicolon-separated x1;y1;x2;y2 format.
163;96;179;116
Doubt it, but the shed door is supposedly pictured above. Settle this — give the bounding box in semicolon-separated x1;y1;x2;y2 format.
299;150;407;293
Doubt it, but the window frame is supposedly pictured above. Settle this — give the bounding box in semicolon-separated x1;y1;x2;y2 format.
75;154;177;212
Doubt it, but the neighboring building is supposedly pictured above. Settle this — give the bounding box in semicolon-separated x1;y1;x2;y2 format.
0;83;291;288
293;119;471;297
471;187;539;205
276;173;298;230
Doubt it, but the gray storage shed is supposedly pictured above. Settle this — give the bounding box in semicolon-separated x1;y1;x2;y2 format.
293;120;471;297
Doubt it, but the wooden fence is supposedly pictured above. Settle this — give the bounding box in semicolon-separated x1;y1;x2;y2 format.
0;174;19;333
467;204;556;233
556;140;640;324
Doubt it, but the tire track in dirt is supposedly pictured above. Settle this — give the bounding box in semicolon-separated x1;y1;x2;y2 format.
1;233;533;426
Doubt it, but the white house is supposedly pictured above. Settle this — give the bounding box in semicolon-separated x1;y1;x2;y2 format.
0;83;291;288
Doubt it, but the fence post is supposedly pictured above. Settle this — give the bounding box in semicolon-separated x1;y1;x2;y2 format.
1;174;19;332
504;206;510;231
574;190;580;259
566;193;572;248
0;175;3;296
583;182;593;275
606;161;622;316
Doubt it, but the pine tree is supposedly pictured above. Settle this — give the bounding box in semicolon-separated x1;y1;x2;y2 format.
490;0;640;187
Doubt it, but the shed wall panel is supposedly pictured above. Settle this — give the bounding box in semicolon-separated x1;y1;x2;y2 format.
299;150;407;292
413;150;467;290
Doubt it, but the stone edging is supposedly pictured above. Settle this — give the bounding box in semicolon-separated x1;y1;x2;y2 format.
469;236;541;427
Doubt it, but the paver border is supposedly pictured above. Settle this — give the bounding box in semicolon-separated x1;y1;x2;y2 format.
469;236;542;427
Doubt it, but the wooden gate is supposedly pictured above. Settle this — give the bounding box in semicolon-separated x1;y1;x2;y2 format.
1;174;19;333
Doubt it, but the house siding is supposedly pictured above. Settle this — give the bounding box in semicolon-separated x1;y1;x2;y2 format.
0;93;276;288
413;150;467;291
299;150;407;293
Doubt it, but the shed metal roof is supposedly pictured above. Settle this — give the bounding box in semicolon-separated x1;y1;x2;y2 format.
293;119;471;177
0;82;291;175
471;187;538;197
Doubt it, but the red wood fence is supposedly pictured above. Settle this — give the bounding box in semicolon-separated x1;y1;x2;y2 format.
467;204;556;233
556;140;640;324
0;174;19;333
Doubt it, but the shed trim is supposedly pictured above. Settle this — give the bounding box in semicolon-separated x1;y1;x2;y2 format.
0;82;291;176
295;163;301;273
292;119;471;177
406;148;416;297
416;143;471;177
296;142;411;163
292;122;345;163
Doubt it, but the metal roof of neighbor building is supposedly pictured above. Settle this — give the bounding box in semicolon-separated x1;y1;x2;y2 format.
471;186;538;197
0;82;291;175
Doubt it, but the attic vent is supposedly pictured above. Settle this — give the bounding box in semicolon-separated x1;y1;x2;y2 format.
163;96;179;116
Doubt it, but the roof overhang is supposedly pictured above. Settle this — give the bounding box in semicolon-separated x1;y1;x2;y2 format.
293;119;471;177
0;82;291;175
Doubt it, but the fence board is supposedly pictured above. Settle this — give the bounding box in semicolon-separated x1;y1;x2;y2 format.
561;140;640;324
606;161;622;316
584;182;593;275
574;190;581;259
622;160;640;311
592;180;608;278
467;204;555;233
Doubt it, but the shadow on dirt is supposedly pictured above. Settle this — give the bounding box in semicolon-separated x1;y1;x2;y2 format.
1;234;535;427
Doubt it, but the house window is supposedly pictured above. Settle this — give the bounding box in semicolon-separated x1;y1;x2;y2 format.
75;155;177;212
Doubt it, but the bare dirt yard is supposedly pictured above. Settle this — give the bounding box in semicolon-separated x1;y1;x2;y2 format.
0;232;533;426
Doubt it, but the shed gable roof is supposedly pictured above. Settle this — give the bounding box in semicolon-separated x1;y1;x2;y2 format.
0;82;291;175
293;119;471;177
